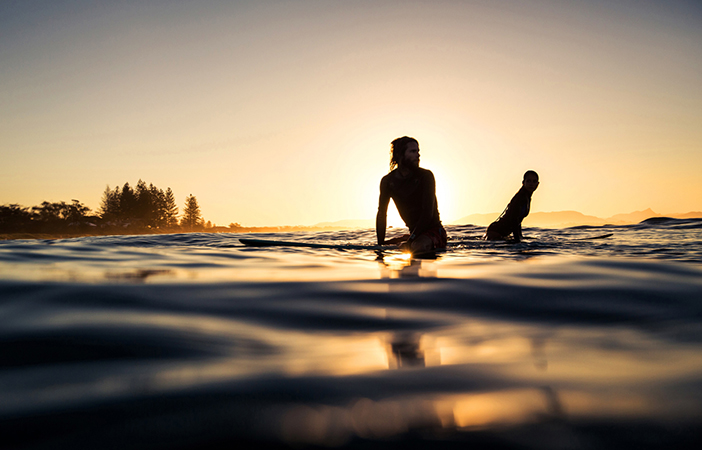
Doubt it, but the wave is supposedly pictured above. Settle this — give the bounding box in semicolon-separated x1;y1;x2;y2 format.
2;225;702;449
1;256;701;449
637;216;702;229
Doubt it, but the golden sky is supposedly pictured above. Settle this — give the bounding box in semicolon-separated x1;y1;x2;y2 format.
1;0;701;226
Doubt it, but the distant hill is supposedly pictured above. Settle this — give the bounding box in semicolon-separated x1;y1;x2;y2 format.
674;211;702;219
452;211;605;227
525;211;606;227
604;208;660;224
453;209;701;228
310;210;701;230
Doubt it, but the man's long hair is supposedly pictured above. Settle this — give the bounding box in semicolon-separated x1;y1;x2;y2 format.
390;136;418;172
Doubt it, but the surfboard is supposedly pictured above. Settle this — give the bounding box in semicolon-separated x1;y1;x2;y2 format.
575;233;613;240
241;233;612;251
240;238;393;251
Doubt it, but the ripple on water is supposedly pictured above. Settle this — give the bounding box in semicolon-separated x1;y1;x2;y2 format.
1;226;702;448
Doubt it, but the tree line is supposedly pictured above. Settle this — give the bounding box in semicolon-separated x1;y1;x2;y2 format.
0;180;206;234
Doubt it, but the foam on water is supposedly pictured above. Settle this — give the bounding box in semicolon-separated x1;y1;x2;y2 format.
1;220;701;449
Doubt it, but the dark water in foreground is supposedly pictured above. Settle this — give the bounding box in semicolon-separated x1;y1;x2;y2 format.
1;219;701;449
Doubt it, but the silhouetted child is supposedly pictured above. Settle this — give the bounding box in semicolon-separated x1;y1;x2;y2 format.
484;171;539;242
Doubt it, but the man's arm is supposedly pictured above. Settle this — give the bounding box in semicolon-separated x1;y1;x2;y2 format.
376;178;391;245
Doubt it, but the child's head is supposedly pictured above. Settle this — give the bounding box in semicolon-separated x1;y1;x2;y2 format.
522;170;539;192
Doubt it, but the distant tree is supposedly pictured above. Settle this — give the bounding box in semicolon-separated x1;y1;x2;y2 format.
99;185;121;220
2;180;203;234
205;220;212;229
181;194;203;230
66;199;91;223
149;184;166;228
32;201;62;223
163;188;179;228
134;179;153;225
99;181;182;229
30;200;91;230
229;222;242;230
0;204;36;232
119;183;137;220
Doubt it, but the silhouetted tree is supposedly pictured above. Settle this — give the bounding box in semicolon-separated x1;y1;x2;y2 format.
30;200;91;230
3;180;198;235
149;184;166;228
99;185;121;221
181;194;202;230
164;188;179;228
32;201;63;223
119;183;137;220
99;180;180;229
66;199;91;223
134;179;153;225
0;204;36;232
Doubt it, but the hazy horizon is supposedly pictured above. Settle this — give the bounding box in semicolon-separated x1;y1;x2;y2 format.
312;207;701;230
2;0;701;227
2;192;701;229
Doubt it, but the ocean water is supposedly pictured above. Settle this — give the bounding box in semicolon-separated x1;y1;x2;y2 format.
1;218;701;449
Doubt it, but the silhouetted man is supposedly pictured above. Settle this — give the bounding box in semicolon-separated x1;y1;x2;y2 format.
376;136;447;253
484;170;539;242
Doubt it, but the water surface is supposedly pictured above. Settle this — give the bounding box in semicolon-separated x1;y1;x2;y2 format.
1;220;701;449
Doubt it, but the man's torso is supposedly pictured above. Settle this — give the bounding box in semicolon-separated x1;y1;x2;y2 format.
381;168;441;233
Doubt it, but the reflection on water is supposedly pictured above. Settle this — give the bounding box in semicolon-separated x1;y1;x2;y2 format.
105;268;174;282
266;317;702;446
387;332;425;368
2;281;701;448
277;396;444;446
531;334;551;371
377;252;439;278
378;254;440;370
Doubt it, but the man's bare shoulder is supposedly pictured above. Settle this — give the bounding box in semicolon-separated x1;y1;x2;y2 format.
379;170;399;188
417;167;435;181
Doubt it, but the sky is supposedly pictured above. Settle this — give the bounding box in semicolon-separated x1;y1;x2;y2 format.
1;0;701;227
